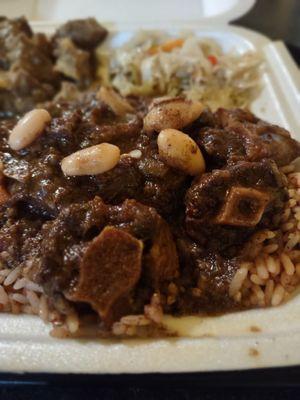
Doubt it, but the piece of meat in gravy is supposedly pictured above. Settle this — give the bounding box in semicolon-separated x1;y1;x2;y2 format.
0;17;59;116
185;159;288;257
68;226;143;325
193;108;300;168
52;19;108;88
33;197;179;325
0;17;108;116
176;234;238;314
53;18;108;50
109;199;179;288
0;214;43;271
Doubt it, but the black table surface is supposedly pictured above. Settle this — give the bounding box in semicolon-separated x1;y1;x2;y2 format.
1;1;300;398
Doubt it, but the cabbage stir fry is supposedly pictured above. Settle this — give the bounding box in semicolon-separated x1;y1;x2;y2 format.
97;33;262;110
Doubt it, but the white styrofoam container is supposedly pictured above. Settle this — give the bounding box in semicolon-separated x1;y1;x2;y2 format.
0;0;300;374
1;0;256;24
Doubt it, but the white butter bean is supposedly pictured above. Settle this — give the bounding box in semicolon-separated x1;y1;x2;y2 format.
143;97;204;133
61;143;120;176
157;129;205;176
9;109;51;150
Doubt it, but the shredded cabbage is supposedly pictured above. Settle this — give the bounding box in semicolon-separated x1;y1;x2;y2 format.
96;33;262;110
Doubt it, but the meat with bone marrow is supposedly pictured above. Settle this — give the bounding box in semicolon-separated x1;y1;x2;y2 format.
185;159;287;257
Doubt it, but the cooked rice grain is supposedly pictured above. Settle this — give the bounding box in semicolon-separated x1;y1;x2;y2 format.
271;284;286;306
13;278;27;290
280;253;295;275
0;269;10;277
120;315;150;326
26;290;40;313
25;281;43;293
10;293;28;304
229;263;249;296
3;266;21;286
265;280;275;305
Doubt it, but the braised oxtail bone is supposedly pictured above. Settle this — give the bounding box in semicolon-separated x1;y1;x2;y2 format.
69;226;143;324
185;160;287;254
215;187;270;227
186;160;286;225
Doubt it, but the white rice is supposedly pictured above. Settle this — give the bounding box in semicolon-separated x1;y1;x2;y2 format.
26;290;40;313
13;277;28;290
3;266;21;286
10;293;28;304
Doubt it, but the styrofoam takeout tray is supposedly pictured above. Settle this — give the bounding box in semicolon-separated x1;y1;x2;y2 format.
0;0;300;374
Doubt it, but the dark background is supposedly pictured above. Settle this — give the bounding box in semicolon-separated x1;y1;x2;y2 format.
1;367;300;399
1;0;300;398
232;0;300;65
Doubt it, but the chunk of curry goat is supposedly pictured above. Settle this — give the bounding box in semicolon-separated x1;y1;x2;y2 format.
185;159;288;255
68;226;143;325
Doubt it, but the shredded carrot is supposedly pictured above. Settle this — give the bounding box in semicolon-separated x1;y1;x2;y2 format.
148;38;184;55
207;55;218;66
